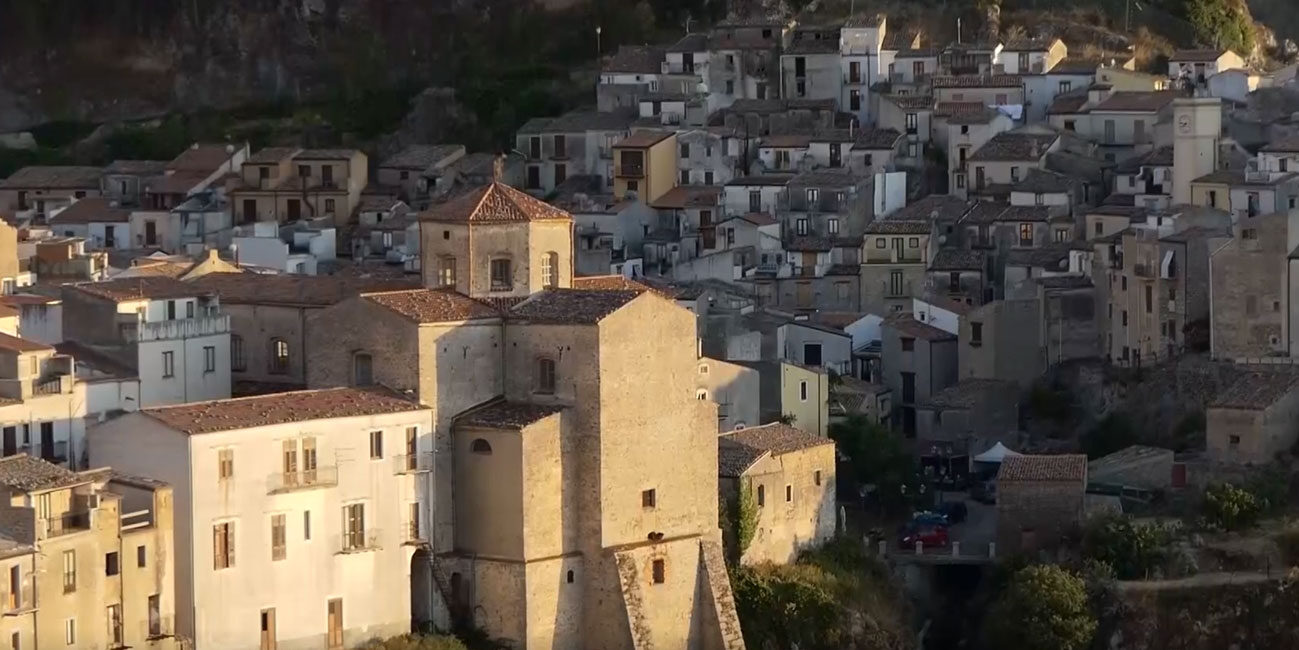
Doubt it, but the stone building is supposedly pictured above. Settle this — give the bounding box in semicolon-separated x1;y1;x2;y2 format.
718;424;836;565
228;148;369;226
0;455;178;650
915;378;1020;447
1208;211;1293;359
996;454;1087;553
880;314;958;436
304;181;743;648
1206;371;1299;465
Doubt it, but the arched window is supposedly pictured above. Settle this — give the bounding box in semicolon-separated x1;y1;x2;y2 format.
352;352;373;386
536;358;556;395
230;335;246;371
470;439;492;455
542;251;559;288
269;338;289;374
438;256;456;287
566;570;574;584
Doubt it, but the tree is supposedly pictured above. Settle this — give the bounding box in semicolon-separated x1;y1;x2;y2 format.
828;416;919;512
1184;0;1256;56
1082;515;1176;579
985;565;1097;650
1203;482;1265;531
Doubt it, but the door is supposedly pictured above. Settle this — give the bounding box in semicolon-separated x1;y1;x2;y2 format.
145;221;157;246
166;300;176;320
321;165;334;187
260;608;276;650
803;343;822;366
796;283;812;308
2;427;14;457
892;237;904;261
327;599;343;649
287;199;301;221
829;143;841;167
104;226;115;248
243;199;257;223
40;423;54;462
974;166;985;189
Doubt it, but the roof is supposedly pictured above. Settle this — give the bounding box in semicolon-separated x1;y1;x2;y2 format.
1036;274;1093;289
379;144;465;171
945;105;1003;125
1007;244;1073;270
618;130;675;148
292;149;359;161
719;423;832;477
48;198;131;225
144;170;211;196
167;144;234;173
920;379;1018;409
668;32;709;52
929;248;985;271
142;387;425;434
856;127;905;149
104;160;168;175
723;212;779;227
69;277;205;302
1192;170;1299;187
458;401;565;429
1171;49;1232;62
1209;372;1299;410
362;289;500;323
571;275;660;294
0;166;101;190
1092;91;1178;113
785;236;833;252
0;455;90;492
245;147;300;164
785;33;841;55
509;289;643;324
996;454;1088;482
517;110;634;134
603;45;665;73
188;273;416;307
931;74;1024;89
1048;58;1103;75
1261;134;1299;153
1115;146;1175;173
760;134;812;148
968;132;1057;162
0;332;52;354
1013;169;1075;194
422;183;572;223
885;95;935;110
1047;91;1090;115
884;313;956;341
1088;445;1173;476
889;194;972;222
650;185;722;210
1002;37;1059;52
999;205;1052;222
788;168;860;189
56;341;137;379
726;174;793;187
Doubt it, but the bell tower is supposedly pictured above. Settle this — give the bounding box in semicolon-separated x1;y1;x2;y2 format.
1172;97;1222;206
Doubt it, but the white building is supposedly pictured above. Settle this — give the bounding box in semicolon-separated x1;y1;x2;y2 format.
62;276;231;407
89;387;436;650
232;219;336;275
0;332;86;467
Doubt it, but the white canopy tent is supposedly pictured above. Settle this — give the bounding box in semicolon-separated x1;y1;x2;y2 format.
973;442;1021;464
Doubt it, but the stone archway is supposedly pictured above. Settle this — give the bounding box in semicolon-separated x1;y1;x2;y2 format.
410;548;434;633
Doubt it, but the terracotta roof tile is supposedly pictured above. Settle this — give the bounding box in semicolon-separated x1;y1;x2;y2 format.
422;183;572;223
719;437;769;477
920;378;1017;409
603;45;666;73
362;289;500;323
650;185;722;209
0;455;90;492
883;94;934;110
1092;91;1178;113
380;144;465;171
1209;372;1299;410
142;387;426;434
1171;49;1232;62
48;198;131;225
0;166;101;190
885;313;956;341
0;333;52;354
929;248;985;271
720;423;832;477
457;401;565;429
509;289;643;324
932;74;1023;88
69;277;205;302
168;144;237;173
969;132;1057;162
997;454;1088;481
189;273;415;306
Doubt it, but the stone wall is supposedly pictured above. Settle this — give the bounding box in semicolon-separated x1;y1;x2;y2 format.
996;479;1084;553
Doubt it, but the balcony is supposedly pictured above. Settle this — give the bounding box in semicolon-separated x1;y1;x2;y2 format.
33;375;71;396
1133;263;1155;279
615;164;646;178
41;509;91;539
394;452;434;474
1;577;35;616
135;314;231;343
882;279;915;298
865;250;925;265
267;466;339;494
336;529;382;554
402;519;425;545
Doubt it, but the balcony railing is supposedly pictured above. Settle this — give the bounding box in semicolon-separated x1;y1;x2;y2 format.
337;529;382;554
267;466;339;494
882;279;915;298
1;580;35;615
394;452;434;474
143;614;174;640
135;314;230;342
41;509;91;539
615;164;646;178
403;520;425;545
33;375;70;396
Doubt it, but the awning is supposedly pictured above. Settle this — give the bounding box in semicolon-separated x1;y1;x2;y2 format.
973;441;1021;463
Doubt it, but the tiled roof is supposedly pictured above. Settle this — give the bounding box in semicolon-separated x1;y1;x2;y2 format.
786;236;833;252
717;438;767;478
517;110;634;134
1013;169;1074;194
293;149;360;161
919;292;974;315
761;134;813;148
1036;274;1093;289
145;170;210;195
142;387;426;434
104;160;168;175
788;168;860;188
1002;37;1058;52
509;289;643;324
1007;244;1072;270
571;275;658;293
69;277;204;302
0;455;90;492
785;33;841;55
946;105;1004;125
603;45;666;73
1209;372;1299;410
1171;49;1231;62
55;341;137;379
1092;91;1178;113
457;401;565;429
932;74;1023;88
1260;134;1299;153
891;195;972;222
618;130;674;148
843;13;887;27
0;332;52;354
999;205;1052;222
1047;91;1090;115
422;183;572;223
856;127;905;149
668;33;709;52
363;289;499;323
379;144;465;171
884;313;956;341
885;95;935;110
188;273;416;307
920;378;1018;409
167;144;235;173
929;248;985;271
1048;58;1102;75
650;185;722;209
997;454;1088;481
864;219;931;235
1115;146;1175;173
957;200;1008;225
720;422;832;476
0;166;101;190
1192;170;1299;187
968;132;1057;162
245;147;300;164
723;212;779;227
726;174;793;187
48;198;131;225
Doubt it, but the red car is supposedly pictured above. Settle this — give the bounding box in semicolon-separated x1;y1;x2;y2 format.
899;523;949;549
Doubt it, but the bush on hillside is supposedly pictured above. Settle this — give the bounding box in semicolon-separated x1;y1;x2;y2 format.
984;565;1097;650
1202;482;1265;531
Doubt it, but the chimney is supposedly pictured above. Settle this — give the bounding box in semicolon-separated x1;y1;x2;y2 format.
493;154;506;183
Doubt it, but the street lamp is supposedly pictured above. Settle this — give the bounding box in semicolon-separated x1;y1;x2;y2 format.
595;26;602;58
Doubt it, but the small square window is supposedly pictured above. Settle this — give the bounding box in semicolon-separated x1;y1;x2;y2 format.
785;485;792;502
901;337;915;352
105;552;119;576
443;230;450;240
651;559;666;584
137;545;147;568
641;489;656;509
1229;434;1241;445
814;470;822;486
908;237;919;248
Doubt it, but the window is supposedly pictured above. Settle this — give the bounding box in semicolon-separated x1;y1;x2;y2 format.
828;218;839;234
269;339;289;374
627;180;638;192
651;559;666;584
271;514;286;561
1122;310;1129;326
64;619;75;647
437;256;456;287
203;345;216;373
218;449;234;480
726;80;734;94
526;166;540;189
542;251;559;288
137;545;146;568
303;511;312;541
800;380;808;401
785;485;792;502
325;198;336;214
680;170;690;185
756;484;766;506
1121;276;1128;291
970;322;983;346
905;113;918;132
231;335;245;371
62;551;76;593
955;173;965;189
343;503;366;550
803;342;822;366
161;351;174;378
1145;285;1153;313
642;489;656;509
680;143;690;158
796;80;806;97
796;218;808;235
471;439;492;455
889;270;904;296
814;470;823;486
213;522;234;569
1010;166;1020;183
553;163;566;185
536;358;556;394
901;334;918;352
1064;119;1076;132
105;552;119;576
806;188;819;205
1058;80;1072;93
1018;223;1033;246
353;352;373;386
147;595;162;637
298;164;310;178
369;431;383;459
490;258;513;291
876;238;887;249
704;171;714;184
566;570;575;584
10;631;16;650
908;237;919;248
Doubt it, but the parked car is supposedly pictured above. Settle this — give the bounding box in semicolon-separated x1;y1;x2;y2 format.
970;480;997;504
899;523;949;549
937;500;968;524
911;511;949;526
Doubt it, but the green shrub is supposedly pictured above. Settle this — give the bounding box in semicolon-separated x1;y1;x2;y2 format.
1203;482;1265;531
985;565;1097;650
1082;515;1178;580
360;634;469;650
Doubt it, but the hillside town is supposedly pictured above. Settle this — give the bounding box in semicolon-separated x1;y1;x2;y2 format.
1;3;1299;650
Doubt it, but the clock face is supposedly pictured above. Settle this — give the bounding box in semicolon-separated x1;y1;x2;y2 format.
1177;114;1192;133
